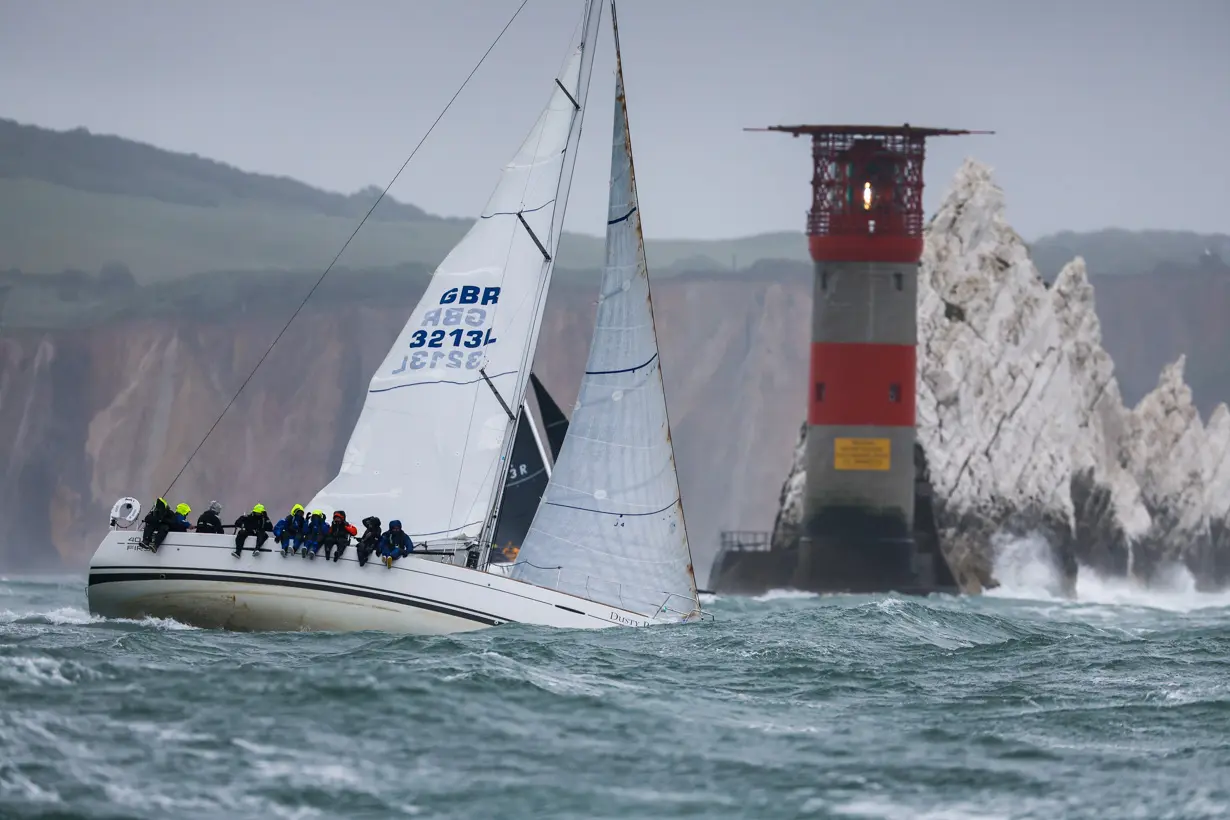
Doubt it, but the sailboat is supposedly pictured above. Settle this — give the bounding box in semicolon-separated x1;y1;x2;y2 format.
86;0;704;634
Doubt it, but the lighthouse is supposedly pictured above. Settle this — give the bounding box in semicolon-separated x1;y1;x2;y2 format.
752;124;987;593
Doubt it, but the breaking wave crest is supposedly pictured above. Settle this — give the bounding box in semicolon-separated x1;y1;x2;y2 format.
989;531;1230;612
0;606;197;631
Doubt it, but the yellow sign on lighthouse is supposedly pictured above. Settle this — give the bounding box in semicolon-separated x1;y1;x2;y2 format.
834;438;891;471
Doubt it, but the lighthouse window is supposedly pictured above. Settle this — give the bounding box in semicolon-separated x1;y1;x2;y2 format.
815;382;826;402
893;272;903;291
821;271;828;291
889;383;901;402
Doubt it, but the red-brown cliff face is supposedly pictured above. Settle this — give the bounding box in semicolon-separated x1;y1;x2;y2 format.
0;268;812;574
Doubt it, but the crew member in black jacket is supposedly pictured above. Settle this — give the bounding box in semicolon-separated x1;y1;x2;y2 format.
232;504;273;558
196;501;225;534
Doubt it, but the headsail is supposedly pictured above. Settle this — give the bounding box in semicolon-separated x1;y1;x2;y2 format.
309;0;604;541
512;4;700;621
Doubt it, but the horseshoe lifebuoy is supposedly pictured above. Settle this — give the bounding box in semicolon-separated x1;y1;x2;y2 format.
109;497;142;528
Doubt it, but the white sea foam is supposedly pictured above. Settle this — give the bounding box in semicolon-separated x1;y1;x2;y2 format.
990;531;1230;612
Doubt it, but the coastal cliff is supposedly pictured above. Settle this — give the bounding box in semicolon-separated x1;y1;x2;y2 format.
3;169;1229;579
0;270;811;573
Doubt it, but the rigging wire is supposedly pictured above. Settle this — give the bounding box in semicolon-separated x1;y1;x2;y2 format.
161;0;533;498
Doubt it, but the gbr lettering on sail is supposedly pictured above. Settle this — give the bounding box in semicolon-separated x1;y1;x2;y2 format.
391;286;501;374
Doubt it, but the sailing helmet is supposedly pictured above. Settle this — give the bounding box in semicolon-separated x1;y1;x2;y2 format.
333;510;346;519
252;503;265;514
175;503;191;515
389;520;402;530
209;500;222;514
311;509;324;518
291;504;304;515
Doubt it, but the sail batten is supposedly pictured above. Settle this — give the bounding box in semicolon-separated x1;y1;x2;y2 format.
308;0;604;541
511;2;699;621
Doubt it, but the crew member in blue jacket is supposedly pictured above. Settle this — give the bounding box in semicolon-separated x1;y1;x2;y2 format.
274;504;306;556
170;503;192;533
301;510;328;559
378;520;413;568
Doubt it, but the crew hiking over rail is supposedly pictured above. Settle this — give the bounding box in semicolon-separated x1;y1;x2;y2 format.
133;496;423;570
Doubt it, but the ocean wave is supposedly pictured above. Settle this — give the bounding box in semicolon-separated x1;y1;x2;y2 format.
0;575;1226;819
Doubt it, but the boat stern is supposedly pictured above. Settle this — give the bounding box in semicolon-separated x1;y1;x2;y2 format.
86;529;166;620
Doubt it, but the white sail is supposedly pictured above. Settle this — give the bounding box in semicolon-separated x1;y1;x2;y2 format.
309;0;604;541
512;8;700;621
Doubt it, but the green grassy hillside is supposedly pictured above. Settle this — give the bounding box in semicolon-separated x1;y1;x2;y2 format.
2;118;1225;283
0;117;433;220
0;118;808;280
1028;229;1230;281
0;177;810;281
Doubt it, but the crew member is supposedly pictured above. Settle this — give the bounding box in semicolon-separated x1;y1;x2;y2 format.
196;501;224;534
274;504;306;556
301;510;328;559
140;497;172;551
232;503;273;557
321;510;358;562
377;520;413;568
356;517;382;567
170;503;192;533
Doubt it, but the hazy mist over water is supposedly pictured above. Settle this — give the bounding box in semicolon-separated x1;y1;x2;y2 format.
2;543;1228;819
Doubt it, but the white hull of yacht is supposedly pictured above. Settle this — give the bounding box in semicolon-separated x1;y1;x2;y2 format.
87;531;664;634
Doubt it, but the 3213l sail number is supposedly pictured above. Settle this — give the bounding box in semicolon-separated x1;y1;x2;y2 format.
407;328;497;349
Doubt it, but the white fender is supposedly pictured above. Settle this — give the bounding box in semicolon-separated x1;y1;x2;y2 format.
109;497;142;528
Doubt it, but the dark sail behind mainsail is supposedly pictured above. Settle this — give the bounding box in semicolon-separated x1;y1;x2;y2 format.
530;373;568;461
490;375;570;562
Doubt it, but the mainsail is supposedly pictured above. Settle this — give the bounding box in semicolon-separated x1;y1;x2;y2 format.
512;7;700;621
309;0;604;541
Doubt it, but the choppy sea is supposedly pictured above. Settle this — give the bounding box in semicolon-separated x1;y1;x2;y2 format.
3;537;1229;819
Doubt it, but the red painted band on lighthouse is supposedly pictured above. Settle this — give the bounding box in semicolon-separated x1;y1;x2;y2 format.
809;234;924;264
808;342;916;427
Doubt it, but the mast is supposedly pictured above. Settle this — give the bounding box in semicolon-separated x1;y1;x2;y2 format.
309;0;605;542
478;0;604;552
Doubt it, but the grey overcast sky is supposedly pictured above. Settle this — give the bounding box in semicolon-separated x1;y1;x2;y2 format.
1;0;1226;240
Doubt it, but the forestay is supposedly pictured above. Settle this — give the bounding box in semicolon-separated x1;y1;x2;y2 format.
309;0;604;541
512;14;700;621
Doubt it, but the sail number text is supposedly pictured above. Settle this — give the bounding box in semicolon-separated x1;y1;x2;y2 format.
392;286;502;374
